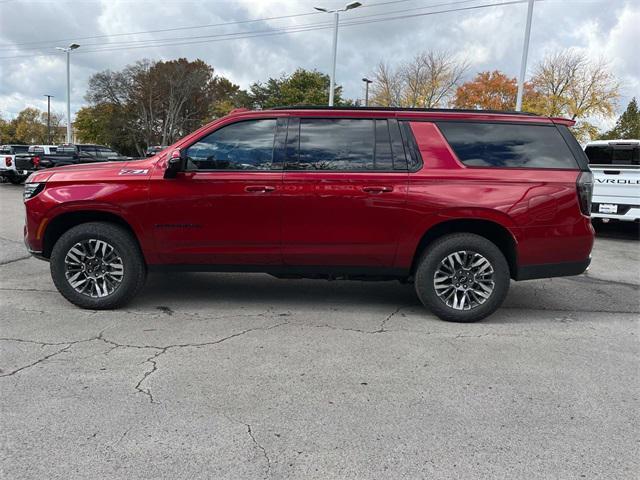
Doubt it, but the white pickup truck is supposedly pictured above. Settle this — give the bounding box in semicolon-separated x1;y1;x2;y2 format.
0;144;30;184
584;139;640;222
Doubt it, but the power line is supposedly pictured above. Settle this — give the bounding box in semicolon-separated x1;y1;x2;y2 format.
0;0;536;61
5;0;482;53
0;0;417;50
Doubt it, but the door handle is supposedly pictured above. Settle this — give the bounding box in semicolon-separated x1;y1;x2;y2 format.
362;186;393;193
245;185;276;193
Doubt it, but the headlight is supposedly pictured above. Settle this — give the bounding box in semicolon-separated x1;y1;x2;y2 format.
24;183;45;201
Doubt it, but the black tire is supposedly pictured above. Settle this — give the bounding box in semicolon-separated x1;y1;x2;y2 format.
8;175;26;185
414;233;510;323
50;222;146;309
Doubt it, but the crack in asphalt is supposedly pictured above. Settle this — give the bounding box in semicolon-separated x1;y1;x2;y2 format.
304;305;411;335
0;255;31;266
373;305;408;333
566;273;640;289
98;321;290;404
0;287;58;293
0;343;72;377
247;424;272;479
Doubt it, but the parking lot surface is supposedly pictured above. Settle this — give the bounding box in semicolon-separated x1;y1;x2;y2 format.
1;182;638;479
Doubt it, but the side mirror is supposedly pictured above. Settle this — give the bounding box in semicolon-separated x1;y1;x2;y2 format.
164;149;185;179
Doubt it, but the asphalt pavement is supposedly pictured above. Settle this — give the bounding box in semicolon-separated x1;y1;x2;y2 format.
1;182;638;479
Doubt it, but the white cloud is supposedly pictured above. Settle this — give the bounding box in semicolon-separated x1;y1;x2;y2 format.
0;0;637;124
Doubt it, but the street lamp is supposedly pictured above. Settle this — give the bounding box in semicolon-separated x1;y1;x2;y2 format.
515;0;534;111
43;95;54;143
56;43;80;143
362;77;372;106
314;2;362;106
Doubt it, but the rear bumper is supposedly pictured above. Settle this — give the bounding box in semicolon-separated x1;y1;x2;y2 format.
514;257;591;281
591;204;640;222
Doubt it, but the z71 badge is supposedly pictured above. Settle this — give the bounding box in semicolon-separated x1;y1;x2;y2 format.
118;168;149;175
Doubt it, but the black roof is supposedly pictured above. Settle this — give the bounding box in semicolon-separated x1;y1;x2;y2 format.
268;105;538;116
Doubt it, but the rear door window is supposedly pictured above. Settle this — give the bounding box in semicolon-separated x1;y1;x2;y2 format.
585;144;640;166
437;122;578;169
288;118;406;171
80;146;97;157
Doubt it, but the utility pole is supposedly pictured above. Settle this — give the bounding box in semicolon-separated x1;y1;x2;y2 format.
516;0;534;111
44;95;54;144
314;2;362;106
362;77;372;106
56;43;80;143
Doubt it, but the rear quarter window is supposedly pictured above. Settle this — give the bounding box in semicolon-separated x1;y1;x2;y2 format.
437;122;579;169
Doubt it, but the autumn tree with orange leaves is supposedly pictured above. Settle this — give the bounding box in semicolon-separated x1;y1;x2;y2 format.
453;71;537;111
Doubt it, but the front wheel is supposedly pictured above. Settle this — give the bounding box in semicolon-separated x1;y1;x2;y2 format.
8;175;26;185
414;233;510;322
50;222;146;309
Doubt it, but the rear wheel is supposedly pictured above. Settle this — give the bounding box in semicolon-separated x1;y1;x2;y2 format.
50;222;146;309
414;233;510;322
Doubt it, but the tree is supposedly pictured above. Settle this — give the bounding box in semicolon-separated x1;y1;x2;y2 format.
81;58;248;155
248;68;346;109
529;51;620;141
369;62;403;107
2;108;66;144
453;70;538;111
370;51;468;108
0;114;17;144
74;104;135;154
599;97;640;140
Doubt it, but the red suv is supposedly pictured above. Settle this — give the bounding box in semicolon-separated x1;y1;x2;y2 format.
23;107;594;322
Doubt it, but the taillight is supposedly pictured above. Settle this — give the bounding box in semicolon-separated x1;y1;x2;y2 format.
6;156;11;167
577;171;593;216
33;156;40;168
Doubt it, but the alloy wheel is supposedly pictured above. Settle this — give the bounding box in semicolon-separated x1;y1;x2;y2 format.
433;250;495;310
64;239;124;298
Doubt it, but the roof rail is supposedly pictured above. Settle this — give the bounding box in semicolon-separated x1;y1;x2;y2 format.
267;105;539;116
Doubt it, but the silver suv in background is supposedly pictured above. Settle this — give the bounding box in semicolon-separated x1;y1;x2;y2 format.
584;140;640;223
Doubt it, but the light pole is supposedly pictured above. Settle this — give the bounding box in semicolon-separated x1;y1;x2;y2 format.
314;2;362;106
362;77;372;106
515;0;534;111
44;95;54;144
55;43;80;143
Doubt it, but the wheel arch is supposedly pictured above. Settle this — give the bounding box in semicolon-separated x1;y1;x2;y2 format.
411;218;518;278
42;210;144;261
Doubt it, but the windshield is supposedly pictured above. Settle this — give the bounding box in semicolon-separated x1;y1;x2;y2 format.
585;144;640;166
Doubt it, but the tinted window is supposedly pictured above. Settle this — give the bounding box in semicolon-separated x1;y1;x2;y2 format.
390;120;408;170
13;145;29;154
186;119;276;170
295;119;374;170
79;146;97;157
285;118;408;171
96;147;118;159
374;120;393;170
57;146;76;155
437;122;578;169
585;145;639;166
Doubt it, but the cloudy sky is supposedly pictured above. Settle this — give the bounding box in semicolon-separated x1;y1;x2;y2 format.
0;0;638;128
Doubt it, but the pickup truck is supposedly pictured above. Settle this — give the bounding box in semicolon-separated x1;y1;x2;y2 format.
15;143;128;174
1;144;30;184
584;139;640;222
